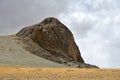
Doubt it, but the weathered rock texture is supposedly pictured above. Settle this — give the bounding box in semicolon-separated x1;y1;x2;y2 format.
17;17;98;68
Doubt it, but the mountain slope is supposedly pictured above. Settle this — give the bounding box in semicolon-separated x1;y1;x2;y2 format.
16;17;98;68
0;35;68;67
0;17;98;68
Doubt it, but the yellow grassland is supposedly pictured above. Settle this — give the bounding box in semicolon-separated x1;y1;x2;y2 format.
0;67;119;80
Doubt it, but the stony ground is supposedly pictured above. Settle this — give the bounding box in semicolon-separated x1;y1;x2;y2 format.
0;67;119;80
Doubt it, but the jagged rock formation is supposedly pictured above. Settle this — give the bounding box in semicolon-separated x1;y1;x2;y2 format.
17;17;98;68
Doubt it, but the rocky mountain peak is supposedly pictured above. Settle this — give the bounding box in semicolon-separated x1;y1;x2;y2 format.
16;17;98;68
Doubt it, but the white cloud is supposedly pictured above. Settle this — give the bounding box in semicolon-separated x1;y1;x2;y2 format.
59;0;120;68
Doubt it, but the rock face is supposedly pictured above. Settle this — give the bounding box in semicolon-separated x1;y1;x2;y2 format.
17;17;84;63
17;17;98;68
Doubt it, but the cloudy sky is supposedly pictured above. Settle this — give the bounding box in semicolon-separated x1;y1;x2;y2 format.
0;0;120;68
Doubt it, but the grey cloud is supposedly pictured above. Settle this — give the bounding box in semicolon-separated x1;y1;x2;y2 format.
0;0;69;35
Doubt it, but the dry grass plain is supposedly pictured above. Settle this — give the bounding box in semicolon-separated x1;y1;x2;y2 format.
0;67;119;80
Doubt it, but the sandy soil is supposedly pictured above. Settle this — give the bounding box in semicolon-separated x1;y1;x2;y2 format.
0;35;68;67
0;67;119;80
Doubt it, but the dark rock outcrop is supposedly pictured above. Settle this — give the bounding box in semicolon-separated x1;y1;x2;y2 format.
17;17;99;68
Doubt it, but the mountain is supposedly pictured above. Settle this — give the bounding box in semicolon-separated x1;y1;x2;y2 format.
0;17;98;68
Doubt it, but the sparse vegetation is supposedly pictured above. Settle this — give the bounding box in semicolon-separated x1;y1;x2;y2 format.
0;67;119;80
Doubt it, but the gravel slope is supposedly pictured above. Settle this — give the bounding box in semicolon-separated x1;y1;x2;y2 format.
0;35;68;67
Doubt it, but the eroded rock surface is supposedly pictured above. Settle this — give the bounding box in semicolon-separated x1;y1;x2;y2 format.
17;17;98;68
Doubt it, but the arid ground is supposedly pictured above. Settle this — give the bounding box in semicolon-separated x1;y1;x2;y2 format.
0;67;119;80
0;36;68;68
